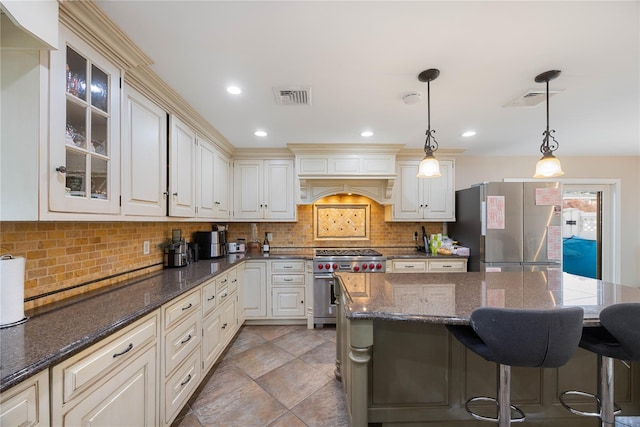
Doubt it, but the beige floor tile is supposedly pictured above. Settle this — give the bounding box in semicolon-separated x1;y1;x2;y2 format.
271;328;327;356
223;326;268;358
198;359;253;399
256;358;332;409
313;326;337;343
245;324;305;341
298;341;338;379
267;411;308;427
229;341;295;379
192;381;287;427
174;411;202;427
291;379;349;427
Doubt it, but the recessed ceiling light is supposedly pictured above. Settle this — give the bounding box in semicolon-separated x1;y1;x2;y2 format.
227;86;242;95
254;130;267;137
462;130;477;137
361;131;374;137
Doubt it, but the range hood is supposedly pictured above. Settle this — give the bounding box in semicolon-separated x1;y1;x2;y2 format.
288;144;403;204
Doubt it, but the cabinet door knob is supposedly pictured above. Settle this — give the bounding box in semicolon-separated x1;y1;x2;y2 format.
173;192;178;196
163;191;169;196
55;165;67;173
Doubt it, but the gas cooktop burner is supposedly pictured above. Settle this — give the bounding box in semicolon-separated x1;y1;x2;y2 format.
314;249;383;257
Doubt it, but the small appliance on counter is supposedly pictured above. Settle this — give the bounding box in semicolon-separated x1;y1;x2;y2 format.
164;229;188;268
194;226;227;259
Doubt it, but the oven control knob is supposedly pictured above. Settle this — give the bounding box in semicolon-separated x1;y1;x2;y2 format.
318;264;324;269
369;263;375;270
376;263;383;270
362;263;368;270
325;263;331;270
353;265;360;272
332;263;338;270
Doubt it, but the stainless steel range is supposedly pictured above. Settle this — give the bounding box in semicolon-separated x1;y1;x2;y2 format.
313;249;386;326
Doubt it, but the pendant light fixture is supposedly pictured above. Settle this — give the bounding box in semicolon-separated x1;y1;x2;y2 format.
417;68;442;178
533;69;565;178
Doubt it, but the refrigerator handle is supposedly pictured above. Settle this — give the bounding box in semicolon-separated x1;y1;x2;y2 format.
481;201;487;236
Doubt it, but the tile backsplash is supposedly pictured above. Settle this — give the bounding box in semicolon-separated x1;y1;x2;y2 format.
0;195;442;310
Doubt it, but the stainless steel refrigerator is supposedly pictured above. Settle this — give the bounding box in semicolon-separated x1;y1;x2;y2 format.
448;182;563;272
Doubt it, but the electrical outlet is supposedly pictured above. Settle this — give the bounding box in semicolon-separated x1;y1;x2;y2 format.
267;232;273;241
413;231;418;241
143;241;150;255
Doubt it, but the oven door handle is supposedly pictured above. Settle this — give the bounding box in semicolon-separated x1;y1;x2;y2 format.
314;274;334;279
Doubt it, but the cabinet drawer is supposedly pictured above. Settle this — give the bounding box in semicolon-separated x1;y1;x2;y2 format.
164;288;201;330
57;312;158;403
428;259;467;272
271;260;305;273
164;349;201;425
392;260;428;272
164;312;201;376
271;274;305;286
202;278;217;316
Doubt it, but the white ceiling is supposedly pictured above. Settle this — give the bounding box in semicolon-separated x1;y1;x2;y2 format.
96;1;640;157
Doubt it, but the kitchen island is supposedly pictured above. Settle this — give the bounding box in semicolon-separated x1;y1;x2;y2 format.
335;271;640;426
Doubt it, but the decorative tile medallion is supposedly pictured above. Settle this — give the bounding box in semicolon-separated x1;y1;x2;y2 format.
314;204;370;240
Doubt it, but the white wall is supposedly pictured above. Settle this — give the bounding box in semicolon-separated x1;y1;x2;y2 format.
454;156;640;286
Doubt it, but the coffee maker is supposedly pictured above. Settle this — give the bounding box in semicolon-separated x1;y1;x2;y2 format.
194;227;227;259
164;229;188;268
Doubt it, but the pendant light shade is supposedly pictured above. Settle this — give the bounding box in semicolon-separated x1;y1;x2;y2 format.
533;70;564;178
417;69;442;178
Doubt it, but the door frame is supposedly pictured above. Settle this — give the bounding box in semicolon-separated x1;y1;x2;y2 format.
504;178;620;283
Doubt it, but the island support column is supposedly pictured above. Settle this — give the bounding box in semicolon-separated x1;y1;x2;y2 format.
349;319;373;427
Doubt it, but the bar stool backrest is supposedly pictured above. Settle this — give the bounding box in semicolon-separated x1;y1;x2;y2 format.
470;307;584;368
599;303;640;361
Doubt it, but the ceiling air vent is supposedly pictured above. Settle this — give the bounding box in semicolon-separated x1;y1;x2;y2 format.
504;89;561;108
273;86;312;106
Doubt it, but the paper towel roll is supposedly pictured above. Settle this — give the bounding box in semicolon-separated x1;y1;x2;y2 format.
0;255;26;327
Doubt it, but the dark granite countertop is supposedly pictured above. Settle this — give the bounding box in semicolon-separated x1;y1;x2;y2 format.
336;271;640;326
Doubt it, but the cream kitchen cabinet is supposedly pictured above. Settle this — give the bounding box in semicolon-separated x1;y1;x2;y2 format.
243;261;268;318
0;370;50;427
168;116;197;217
387;159;455;221
161;287;201;426
270;260;306;318
390;257;467;273
48;24;121;215
196;136;230;220
122;85;168;216
51;311;159;426
233;159;295;221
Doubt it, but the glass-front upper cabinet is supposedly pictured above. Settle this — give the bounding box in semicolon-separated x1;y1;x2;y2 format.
49;25;121;214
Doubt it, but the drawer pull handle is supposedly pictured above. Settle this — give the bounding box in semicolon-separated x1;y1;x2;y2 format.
283;266;293;269
182;303;193;311
181;334;192;345
221;293;228;298
180;374;192;387
405;265;414;268
222;323;228;329
207;295;215;301
284;278;293;282
221;279;227;284
113;343;133;358
443;265;452;268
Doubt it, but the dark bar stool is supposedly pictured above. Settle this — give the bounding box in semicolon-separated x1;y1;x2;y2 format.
560;303;640;427
447;306;584;427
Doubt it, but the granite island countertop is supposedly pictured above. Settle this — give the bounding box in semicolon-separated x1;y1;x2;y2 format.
336;271;640;325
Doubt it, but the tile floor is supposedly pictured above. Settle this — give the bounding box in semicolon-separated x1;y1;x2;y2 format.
172;325;349;427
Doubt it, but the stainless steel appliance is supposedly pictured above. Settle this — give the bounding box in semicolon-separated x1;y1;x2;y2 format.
313;249;386;326
164;241;188;267
448;182;562;272
194;231;226;259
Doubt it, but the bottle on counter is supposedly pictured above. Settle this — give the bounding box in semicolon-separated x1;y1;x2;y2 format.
262;232;270;253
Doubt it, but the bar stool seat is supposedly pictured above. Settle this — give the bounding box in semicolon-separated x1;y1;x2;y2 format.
560;303;640;427
448;306;584;426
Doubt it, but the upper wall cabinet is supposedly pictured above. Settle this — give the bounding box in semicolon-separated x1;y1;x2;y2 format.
48;24;121;214
386;160;455;221
233;159;295;221
197;136;230;220
169;116;197;217
122;85;168;217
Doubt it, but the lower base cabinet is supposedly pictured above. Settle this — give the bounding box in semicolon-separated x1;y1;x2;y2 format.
51;311;159;426
0;370;50;427
272;287;305;317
